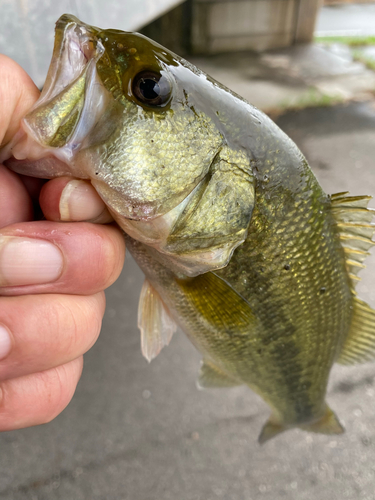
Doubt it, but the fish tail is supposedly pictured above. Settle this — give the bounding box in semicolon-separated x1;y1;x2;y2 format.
299;405;345;436
258;406;344;444
258;415;286;444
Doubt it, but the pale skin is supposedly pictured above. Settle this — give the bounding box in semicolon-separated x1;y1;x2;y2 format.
0;55;126;431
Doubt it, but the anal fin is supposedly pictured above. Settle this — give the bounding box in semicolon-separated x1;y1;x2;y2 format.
338;296;375;365
138;279;177;362
198;360;242;389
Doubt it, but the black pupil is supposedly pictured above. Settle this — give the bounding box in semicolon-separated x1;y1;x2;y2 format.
140;78;159;100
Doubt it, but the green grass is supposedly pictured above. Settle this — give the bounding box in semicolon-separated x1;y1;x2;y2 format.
278;87;345;112
315;35;375;73
314;35;375;47
352;50;375;71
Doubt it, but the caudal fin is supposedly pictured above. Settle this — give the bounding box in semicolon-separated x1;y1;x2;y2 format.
258;418;286;444
299;406;344;435
258;406;344;444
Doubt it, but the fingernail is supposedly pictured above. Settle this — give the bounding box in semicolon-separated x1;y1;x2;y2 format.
60;180;106;221
0;236;63;286
0;324;11;360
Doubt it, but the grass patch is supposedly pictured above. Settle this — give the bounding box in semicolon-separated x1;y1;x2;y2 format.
278;87;345;112
352;50;375;71
315;36;375;73
314;35;375;46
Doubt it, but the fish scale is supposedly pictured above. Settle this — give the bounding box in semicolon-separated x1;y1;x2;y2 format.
215;190;351;417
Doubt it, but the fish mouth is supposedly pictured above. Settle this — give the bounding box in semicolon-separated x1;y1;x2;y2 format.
2;14;111;164
37;14;101;120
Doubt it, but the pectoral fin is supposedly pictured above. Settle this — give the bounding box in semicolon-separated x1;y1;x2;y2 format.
177;272;256;335
198;360;242;389
138;279;177;362
337;296;375;365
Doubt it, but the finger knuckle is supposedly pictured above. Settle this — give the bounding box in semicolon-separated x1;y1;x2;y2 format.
50;295;103;357
40;361;80;424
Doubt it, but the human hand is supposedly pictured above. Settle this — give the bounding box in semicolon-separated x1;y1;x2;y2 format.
0;55;126;430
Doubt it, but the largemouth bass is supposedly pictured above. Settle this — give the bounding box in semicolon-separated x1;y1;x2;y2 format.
2;14;375;443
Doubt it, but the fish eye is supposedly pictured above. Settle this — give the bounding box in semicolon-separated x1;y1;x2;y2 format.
132;71;171;107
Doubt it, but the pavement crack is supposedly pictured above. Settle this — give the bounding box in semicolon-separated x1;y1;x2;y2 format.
0;446;142;496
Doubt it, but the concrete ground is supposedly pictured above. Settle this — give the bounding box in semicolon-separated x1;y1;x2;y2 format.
189;42;375;114
1;101;375;500
2;7;375;498
185;5;375;115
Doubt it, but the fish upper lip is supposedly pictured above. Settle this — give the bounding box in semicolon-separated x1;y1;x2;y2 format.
36;20;103;112
0;16;110;166
16;19;111;164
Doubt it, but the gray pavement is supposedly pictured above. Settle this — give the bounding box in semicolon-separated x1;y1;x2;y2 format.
189;43;375;113
186;3;375;113
1;102;375;499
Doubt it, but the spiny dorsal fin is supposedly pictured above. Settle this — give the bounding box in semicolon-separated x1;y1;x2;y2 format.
331;192;375;288
198;360;242;389
337;296;375;365
138;279;177;362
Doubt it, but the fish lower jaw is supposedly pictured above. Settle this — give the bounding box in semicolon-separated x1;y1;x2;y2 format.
1;120;75;169
1;121;85;179
9;127;51;162
0;124;50;164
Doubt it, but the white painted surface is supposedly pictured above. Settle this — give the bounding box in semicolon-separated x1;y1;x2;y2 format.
0;0;183;87
209;0;295;38
316;3;375;37
193;0;298;53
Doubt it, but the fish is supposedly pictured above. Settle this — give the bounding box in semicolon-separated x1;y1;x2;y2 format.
2;14;375;443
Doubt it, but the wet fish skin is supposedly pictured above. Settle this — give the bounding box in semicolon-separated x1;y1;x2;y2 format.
2;14;375;442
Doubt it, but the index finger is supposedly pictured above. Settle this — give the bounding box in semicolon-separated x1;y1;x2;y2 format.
0;165;33;228
0;55;40;147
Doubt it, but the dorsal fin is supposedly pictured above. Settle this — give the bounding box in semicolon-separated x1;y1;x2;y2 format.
337;296;375;365
331;192;375;289
138;279;177;362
